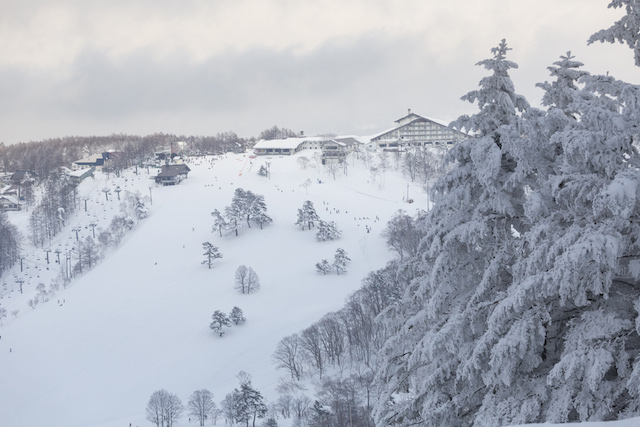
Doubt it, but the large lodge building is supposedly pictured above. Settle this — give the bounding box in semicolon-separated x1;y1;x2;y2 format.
252;109;467;157
369;109;467;150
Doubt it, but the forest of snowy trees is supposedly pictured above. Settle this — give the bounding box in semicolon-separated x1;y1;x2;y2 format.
270;2;640;426
0;132;252;180
374;3;640;425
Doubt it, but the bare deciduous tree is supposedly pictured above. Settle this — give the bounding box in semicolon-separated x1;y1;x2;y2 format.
146;389;183;427
300;325;324;378
234;265;260;294
188;389;216;427
273;334;304;381
380;210;425;261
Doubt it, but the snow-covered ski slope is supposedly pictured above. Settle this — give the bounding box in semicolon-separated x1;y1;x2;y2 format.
1;150;638;427
0;151;422;427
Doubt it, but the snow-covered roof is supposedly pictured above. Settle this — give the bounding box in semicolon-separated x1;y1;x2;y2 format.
334;137;360;146
73;156;102;164
367;126;400;141
253;137;321;150
156;164;191;178
0;194;19;204
253;135;364;150
67;168;94;178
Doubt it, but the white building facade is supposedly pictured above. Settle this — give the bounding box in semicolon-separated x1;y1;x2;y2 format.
370;109;467;149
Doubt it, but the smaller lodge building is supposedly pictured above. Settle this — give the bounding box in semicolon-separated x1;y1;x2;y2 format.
252;136;361;161
0;195;21;211
154;164;191;186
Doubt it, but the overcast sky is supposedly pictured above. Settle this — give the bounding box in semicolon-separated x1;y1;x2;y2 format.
0;0;637;144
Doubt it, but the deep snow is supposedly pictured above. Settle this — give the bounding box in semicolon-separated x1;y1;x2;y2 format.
0;150;638;427
0;151;421;427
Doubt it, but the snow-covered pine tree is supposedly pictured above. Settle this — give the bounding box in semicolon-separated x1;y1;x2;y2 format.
230;306;246;325
242;190;256;228
375;39;532;426
210;310;231;336
227;188;250;231
499;56;640;422
224;201;244;237
201;242;222;269
211;209;227;237
295;200;320;230
316;220;341;241
316;259;332;275
332;248;350;275
248;193;272;229
588;0;640;66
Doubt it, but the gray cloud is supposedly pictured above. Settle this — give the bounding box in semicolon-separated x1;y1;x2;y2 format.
0;31;477;141
1;0;639;143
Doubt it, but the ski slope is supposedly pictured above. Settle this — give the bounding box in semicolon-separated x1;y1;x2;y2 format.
1;150;638;427
0;151;421;427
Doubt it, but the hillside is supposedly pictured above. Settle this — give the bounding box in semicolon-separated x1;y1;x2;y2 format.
0;150;424;427
2;149;639;427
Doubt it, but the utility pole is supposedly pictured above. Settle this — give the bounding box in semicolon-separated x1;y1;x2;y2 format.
72;227;81;241
44;248;51;264
16;278;24;294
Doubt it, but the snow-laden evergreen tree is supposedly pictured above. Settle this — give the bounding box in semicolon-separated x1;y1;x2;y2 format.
224;372;268;427
332;248;350;275
315;259;332;275
211;209;227;237
241;190;256;228
210;310;231;336
502;57;640;422
238;379;268;427
230;306;246;325
374;39;533;426
588;0;640;66
225;189;247;236
374;26;640;425
201;242;222;269
217;188;271;234
295;200;320;230
315;220;341;241
247;193;272;229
